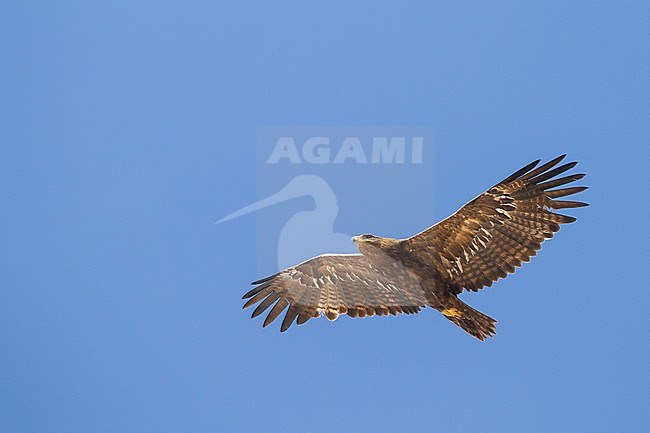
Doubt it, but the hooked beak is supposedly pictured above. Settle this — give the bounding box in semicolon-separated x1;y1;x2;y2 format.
351;236;360;244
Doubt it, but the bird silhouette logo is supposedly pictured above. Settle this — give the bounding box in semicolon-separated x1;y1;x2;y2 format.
217;175;356;270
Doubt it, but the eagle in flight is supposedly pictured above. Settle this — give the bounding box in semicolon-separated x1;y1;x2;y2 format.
242;155;588;340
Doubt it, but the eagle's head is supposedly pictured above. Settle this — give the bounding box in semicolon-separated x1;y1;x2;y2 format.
352;234;381;256
352;234;399;258
352;233;379;246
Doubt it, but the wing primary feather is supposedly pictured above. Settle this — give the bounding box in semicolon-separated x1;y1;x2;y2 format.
251;273;281;285
549;212;577;223
545;186;588;198
251;292;280;318
263;298;289;328
297;312;312;325
242;282;272;299
538;173;586;190
243;288;273;309
281;305;300;332
498;159;541;184
519;154;567;181
528;161;578;184
548;200;589;209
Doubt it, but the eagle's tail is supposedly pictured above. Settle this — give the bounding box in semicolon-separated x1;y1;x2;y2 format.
439;297;497;341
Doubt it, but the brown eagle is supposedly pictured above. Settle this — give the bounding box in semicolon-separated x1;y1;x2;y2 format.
242;155;588;340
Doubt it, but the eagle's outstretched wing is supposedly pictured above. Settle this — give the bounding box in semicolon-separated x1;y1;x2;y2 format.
242;254;426;332
403;154;588;294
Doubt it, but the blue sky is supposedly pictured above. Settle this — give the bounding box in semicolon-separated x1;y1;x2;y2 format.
2;2;649;432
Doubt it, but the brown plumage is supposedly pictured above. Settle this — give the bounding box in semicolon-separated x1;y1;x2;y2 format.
242;155;588;340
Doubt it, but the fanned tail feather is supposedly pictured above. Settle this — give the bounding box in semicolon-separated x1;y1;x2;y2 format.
440;298;497;341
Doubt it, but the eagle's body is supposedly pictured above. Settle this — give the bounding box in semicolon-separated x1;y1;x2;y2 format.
243;155;588;340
